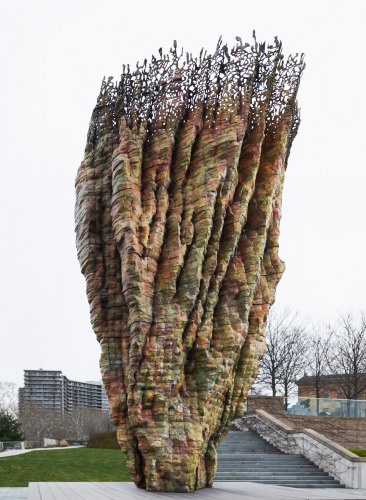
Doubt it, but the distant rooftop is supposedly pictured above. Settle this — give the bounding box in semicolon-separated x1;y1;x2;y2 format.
24;369;62;372
297;373;366;385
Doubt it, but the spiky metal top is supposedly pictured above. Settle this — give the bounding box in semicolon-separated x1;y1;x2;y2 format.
87;35;304;147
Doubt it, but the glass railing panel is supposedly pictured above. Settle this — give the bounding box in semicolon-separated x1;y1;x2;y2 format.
286;397;366;417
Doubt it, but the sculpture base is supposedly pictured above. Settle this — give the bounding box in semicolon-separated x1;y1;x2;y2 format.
116;423;218;492
124;447;215;492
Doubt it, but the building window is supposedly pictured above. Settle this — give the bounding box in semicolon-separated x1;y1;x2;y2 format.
336;393;343;400
322;393;329;399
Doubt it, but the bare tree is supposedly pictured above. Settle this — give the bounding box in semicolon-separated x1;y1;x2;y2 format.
305;328;334;413
0;382;18;416
279;324;308;408
68;407;85;441
257;309;296;396
307;330;334;398
329;312;366;401
256;308;309;407
19;402;56;441
81;408;114;439
48;411;73;441
19;401;114;442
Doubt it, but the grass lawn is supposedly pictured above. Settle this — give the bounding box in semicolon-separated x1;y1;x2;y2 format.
349;448;366;457
0;448;131;487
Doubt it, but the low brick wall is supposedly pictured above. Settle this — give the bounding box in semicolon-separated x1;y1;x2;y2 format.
246;396;284;417
282;415;366;450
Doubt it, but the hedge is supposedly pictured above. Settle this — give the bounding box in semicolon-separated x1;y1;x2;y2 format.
87;431;119;449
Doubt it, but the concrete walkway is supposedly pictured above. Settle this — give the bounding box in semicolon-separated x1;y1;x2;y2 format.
25;482;366;499
1;481;366;499
0;446;82;459
0;489;27;500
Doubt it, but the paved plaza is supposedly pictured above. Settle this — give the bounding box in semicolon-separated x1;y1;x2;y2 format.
0;489;27;500
22;482;366;499
0;447;81;460
2;481;366;499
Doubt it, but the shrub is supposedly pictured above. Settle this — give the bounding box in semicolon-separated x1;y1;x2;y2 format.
87;431;119;449
0;411;23;441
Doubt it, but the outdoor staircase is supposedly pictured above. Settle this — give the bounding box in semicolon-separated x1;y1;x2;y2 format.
216;430;345;488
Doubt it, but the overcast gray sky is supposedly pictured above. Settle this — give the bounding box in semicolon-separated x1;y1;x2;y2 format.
0;0;365;388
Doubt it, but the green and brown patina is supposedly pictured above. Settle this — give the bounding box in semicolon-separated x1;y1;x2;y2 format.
75;36;304;492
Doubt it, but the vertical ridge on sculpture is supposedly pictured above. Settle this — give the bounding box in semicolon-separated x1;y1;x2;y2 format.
75;36;304;492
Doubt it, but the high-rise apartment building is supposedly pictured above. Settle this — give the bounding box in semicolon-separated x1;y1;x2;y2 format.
86;381;109;412
19;369;108;413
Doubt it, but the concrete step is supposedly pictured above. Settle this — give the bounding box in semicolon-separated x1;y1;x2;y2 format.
219;450;282;454
219;453;308;458
220;447;275;450
219;446;277;450
217;466;321;472
218;461;314;465
219;448;276;451
221;439;269;442
219;444;276;448
217;469;320;474
216;472;332;477
215;480;345;488
218;462;312;466
219;458;311;462
220;439;272;442
215;478;340;484
217;470;323;474
216;429;343;487
219;449;279;453
220;440;276;444
215;478;339;484
219;450;277;453
221;438;269;441
219;461;315;464
218;462;316;467
218;455;310;461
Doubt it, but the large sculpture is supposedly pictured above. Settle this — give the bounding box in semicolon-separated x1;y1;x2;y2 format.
75;36;304;492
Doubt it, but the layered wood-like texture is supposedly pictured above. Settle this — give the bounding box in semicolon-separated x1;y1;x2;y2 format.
75;37;304;492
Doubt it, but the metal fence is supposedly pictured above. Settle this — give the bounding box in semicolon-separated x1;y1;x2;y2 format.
25;440;44;449
0;441;24;450
0;440;49;451
286;397;366;417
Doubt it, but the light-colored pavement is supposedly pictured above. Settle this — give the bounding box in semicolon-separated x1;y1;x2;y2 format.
0;446;82;459
0;488;27;500
25;482;366;499
2;481;366;499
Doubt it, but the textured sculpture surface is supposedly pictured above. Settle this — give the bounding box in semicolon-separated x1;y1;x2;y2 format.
75;36;304;492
